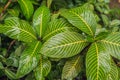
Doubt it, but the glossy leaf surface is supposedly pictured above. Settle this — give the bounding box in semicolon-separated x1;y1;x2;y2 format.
18;0;34;20
33;6;50;38
17;41;42;78
41;32;88;58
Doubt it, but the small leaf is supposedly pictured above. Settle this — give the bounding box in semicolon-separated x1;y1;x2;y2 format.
62;55;83;80
0;62;4;69
5;69;16;79
110;19;120;27
7;9;19;17
18;0;34;20
41;31;88;58
5;58;14;66
34;55;51;80
101;14;109;26
17;41;42;78
33;6;50;38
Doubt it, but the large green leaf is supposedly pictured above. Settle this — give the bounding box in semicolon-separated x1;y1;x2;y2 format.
100;33;120;60
0;17;37;42
18;0;34;20
62;55;83;80
107;60;119;80
16;41;42;78
33;6;50;38
60;9;97;36
40;31;88;58
34;56;51;80
43;18;78;40
86;42;111;80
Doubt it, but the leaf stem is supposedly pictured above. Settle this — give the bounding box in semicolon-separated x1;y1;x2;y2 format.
7;40;16;53
0;0;12;19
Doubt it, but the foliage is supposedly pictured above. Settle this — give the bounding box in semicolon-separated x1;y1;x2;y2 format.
0;0;120;80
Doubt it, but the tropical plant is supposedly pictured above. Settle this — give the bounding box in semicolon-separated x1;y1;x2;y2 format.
0;0;120;80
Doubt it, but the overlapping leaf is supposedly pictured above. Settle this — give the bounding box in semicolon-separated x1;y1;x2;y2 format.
43;18;79;40
62;55;83;80
33;6;50;38
0;17;37;42
100;33;120;60
86;42;111;80
18;0;34;20
107;60;118;80
34;56;51;80
17;41;42;78
40;31;88;58
70;3;94;14
60;9;97;36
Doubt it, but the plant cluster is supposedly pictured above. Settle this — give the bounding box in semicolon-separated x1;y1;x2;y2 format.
0;0;120;80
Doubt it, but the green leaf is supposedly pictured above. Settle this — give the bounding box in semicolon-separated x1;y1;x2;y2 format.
40;32;88;58
86;42;111;80
101;14;109;26
95;32;109;40
69;3;94;14
5;69;16;79
110;19;120;27
62;55;83;80
100;33;120;60
18;0;34;20
7;9;19;17
34;56;51;80
107;60;119;80
60;9;97;36
0;62;4;69
0;17;37;42
17;41;42;78
33;6;50;38
43;18;78;40
118;68;120;80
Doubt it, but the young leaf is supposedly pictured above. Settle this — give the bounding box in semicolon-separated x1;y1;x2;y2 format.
33;6;50;38
0;17;37;42
62;55;83;80
16;41;42;78
60;9;97;36
18;0;34;20
43;18;78;40
40;32;88;58
34;56;51;80
100;33;120;60
86;42;111;80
